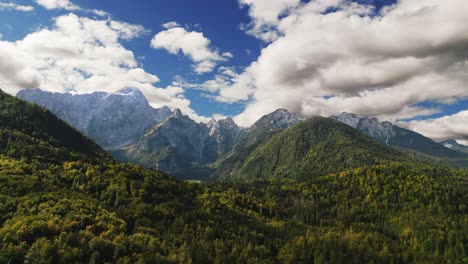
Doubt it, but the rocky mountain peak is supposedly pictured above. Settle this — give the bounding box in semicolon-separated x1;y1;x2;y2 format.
331;112;396;144
207;118;217;129
332;112;361;128
171;108;183;118
16;88;170;149
155;106;172;121
219;117;238;129
253;108;299;130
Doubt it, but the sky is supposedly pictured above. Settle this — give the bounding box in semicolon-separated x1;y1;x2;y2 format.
0;0;468;144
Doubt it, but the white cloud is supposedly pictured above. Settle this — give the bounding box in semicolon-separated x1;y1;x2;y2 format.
222;52;233;58
35;0;108;17
150;26;231;74
109;20;148;40
406;110;468;144
205;0;468;126
239;0;301;41
90;9;108;17
0;13;208;123
162;21;180;29
35;0;79;10
0;2;34;11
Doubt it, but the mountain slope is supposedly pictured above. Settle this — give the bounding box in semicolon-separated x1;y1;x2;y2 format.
0;90;466;263
231;117;406;180
212;109;300;179
0;90;106;163
331;113;468;162
17;88;172;149
208;117;241;156
234;108;300;150
114;109;218;179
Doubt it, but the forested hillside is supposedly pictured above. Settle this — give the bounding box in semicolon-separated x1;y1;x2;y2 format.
229;117;406;180
0;91;466;263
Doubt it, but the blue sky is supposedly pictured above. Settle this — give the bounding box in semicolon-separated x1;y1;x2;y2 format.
0;0;468;142
0;0;261;117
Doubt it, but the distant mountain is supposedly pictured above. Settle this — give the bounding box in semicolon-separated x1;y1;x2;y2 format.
439;139;468;154
17;88;468;178
17;88;172;149
113;109;219;179
331;113;468;161
237;108;300;148
224;117;406;180
208;117;241;156
0;90;106;163
16;89;305;179
212;109;300;179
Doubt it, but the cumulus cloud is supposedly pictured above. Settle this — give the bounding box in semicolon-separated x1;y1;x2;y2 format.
205;0;468;126
0;2;34;11
0;13;207;122
150;25;231;74
35;0;79;10
406;110;468;144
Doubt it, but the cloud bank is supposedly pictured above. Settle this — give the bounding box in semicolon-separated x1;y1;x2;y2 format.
0;13;208;122
407;111;468;145
199;0;468;128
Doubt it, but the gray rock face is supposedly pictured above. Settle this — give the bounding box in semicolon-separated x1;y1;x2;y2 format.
17;88;172;149
120;109;219;178
208;117;242;156
252;108;300;130
232;108;300;150
331;113;395;144
331;112;468;159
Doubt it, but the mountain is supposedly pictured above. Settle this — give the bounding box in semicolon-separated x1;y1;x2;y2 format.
16;89;243;178
238;108;300;148
331;113;468;161
17;88;172;149
15;89;304;179
0;90;466;263
439;139;468;154
114;109;219;179
0;90;106;163
226;117;406;180
207;117;241;156
212;109;300;179
331;113;395;144
16;88;468;177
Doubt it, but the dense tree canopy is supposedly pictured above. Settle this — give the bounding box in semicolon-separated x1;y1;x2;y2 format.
0;90;466;263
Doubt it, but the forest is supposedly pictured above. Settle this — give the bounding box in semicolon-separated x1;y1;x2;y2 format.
0;90;466;263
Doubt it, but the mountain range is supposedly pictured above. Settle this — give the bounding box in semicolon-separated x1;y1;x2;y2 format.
17;88;468;179
1;89;467;263
17;88;172;149
331;112;468;167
